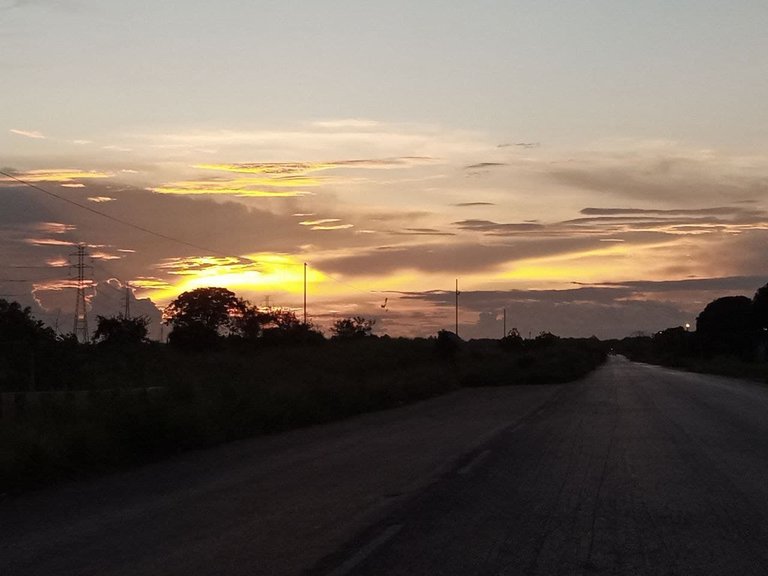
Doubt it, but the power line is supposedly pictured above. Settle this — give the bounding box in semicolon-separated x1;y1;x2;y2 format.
3;171;432;319
0;170;260;265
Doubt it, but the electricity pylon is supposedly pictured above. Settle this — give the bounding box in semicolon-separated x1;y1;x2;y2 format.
71;244;92;342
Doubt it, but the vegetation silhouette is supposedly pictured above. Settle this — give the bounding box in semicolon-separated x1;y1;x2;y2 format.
330;316;375;339
94;315;150;346
164;287;247;349
615;282;768;379
0;290;607;493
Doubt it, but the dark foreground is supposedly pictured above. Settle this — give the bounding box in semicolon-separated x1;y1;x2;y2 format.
316;357;768;576
4;357;768;575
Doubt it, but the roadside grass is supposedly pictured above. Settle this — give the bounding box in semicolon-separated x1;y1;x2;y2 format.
627;351;768;383
1;337;606;493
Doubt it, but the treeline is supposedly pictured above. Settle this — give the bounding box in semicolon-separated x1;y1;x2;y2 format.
0;289;607;492
613;282;768;379
0;287;375;392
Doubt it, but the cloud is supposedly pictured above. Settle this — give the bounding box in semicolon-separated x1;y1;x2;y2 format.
299;218;341;226
497;142;540;149
9;128;46;139
391;228;456;237
453;220;546;233
0;169;112;184
580;206;762;217
464;162;507;170
454;202;496;207
316;236;601;276
312;119;382;129
151;183;314;197
195;162;334;176
450;205;768;240
546;156;768;203
310;224;355;231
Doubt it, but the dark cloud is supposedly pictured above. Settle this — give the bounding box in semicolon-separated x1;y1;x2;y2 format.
547;160;768;202
580;206;764;217
453;220;546;233
575;276;768;294
398;288;689;339
390;228;456;237
451;205;768;239
453;202;496;207
464;162;507;170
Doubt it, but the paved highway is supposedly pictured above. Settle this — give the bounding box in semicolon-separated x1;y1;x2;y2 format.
0;383;559;576
3;357;768;575
314;357;768;576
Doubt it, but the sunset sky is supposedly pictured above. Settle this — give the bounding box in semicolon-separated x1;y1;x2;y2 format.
2;0;768;339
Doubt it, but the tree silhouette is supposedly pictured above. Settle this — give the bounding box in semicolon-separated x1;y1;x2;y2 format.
164;287;247;348
753;283;768;331
94;315;150;346
0;299;55;344
331;316;375;339
696;295;755;358
237;306;323;344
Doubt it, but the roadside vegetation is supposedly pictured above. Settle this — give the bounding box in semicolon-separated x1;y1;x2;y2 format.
0;289;607;493
612;282;768;382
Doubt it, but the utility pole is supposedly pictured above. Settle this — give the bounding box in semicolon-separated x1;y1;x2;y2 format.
503;308;507;338
123;284;131;318
71;244;92;343
303;262;307;324
455;278;460;337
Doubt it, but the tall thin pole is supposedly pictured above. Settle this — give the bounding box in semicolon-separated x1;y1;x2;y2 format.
71;244;90;342
124;284;131;318
303;262;307;324
455;278;459;336
503;308;507;338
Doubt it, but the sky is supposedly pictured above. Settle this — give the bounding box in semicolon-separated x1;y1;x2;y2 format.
2;0;768;340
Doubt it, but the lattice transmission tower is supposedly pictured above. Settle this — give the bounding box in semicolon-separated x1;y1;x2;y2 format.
71;244;93;342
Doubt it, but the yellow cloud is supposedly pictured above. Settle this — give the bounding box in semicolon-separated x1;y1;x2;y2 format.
195;162;335;175
299;218;341;226
151;185;313;197
311;224;355;231
151;175;320;196
1;169;112;183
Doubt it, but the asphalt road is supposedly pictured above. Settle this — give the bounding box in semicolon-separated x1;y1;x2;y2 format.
314;356;768;576
0;383;559;576
4;357;768;576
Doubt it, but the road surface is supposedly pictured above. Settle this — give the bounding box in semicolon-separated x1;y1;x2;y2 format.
4;357;768;575
0;383;559;576
313;357;768;576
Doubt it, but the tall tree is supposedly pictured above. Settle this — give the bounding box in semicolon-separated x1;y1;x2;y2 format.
696;295;755;358
94;315;150;346
164;287;247;348
753;283;768;331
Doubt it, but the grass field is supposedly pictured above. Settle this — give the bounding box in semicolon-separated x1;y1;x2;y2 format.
0;336;606;493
